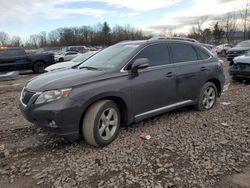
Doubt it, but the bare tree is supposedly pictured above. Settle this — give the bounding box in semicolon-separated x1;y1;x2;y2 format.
197;16;208;34
10;36;21;47
160;28;175;37
0;31;9;46
240;0;250;39
222;12;237;43
188;16;208;42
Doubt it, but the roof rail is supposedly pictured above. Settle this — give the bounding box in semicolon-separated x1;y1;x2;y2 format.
149;37;200;43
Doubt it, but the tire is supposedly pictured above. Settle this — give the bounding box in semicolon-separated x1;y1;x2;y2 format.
82;100;120;147
196;82;217;111
32;61;46;73
59;58;64;62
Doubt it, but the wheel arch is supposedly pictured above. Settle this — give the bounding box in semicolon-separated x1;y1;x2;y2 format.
206;78;222;96
78;94;129;137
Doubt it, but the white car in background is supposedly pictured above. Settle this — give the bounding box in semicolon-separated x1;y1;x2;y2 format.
54;51;81;62
45;51;98;72
214;44;233;57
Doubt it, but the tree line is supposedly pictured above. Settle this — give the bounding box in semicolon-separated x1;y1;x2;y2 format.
1;1;250;49
0;22;150;49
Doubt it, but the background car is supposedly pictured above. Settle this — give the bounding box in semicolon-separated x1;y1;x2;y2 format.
45;51;98;72
20;38;225;147
0;47;54;73
54;51;81;62
227;40;250;61
229;50;250;81
214;43;233;57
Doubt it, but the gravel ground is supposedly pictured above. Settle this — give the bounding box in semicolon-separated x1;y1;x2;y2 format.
0;61;249;188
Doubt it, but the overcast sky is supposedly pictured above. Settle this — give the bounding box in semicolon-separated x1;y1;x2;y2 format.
0;0;247;38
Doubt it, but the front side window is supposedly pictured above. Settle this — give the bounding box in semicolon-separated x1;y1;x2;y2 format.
170;43;198;63
135;43;170;66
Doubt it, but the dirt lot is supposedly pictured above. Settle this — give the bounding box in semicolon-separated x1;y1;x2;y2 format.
0;61;249;188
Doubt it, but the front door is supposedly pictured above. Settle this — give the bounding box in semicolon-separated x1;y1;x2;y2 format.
130;43;176;121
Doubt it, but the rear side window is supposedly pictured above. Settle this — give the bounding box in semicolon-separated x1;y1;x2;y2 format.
196;47;211;60
170;43;198;63
135;43;170;66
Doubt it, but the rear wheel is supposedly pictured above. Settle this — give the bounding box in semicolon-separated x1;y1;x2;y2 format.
59;58;64;62
82;100;120;147
32;61;46;73
196;82;217;111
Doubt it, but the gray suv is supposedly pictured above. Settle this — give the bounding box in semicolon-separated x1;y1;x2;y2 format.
19;38;225;147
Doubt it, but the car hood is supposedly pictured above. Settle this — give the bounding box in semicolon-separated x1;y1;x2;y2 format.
233;55;250;64
45;61;80;72
26;68;105;91
228;47;250;52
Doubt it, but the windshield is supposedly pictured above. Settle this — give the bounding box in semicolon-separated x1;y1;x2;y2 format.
236;41;250;47
78;43;139;69
72;51;96;62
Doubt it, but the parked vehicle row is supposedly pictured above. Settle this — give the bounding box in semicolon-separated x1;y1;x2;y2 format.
0;47;54;73
214;43;233;57
19;38;225;147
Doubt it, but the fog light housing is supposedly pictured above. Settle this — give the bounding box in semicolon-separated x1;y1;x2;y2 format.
49;120;58;128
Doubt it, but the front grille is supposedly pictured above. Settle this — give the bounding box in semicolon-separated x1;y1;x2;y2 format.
21;89;35;105
239;64;246;70
234;63;250;70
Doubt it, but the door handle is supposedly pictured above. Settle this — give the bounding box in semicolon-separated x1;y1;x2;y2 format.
166;72;174;77
200;67;207;71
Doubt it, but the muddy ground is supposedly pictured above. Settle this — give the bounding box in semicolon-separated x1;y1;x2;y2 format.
0;61;249;188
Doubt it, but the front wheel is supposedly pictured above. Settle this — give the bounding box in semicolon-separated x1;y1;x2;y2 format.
82;100;120;147
196;82;217;111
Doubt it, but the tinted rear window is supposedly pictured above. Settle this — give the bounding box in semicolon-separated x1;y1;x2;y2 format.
196;47;211;60
170;43;198;63
135;43;171;66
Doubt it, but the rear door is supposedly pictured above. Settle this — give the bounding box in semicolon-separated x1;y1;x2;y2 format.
169;43;212;102
130;43;177;120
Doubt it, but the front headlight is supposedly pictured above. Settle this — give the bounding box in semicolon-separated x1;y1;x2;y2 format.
35;88;71;104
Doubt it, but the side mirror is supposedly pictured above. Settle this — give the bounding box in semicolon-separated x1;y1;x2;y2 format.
131;58;149;76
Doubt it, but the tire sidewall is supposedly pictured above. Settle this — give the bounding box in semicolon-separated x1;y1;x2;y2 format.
33;62;45;73
93;101;120;147
198;82;217;111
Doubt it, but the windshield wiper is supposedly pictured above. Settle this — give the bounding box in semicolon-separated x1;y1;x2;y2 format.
78;66;99;70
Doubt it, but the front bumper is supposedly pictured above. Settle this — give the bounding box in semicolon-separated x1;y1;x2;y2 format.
19;93;83;139
229;66;250;78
